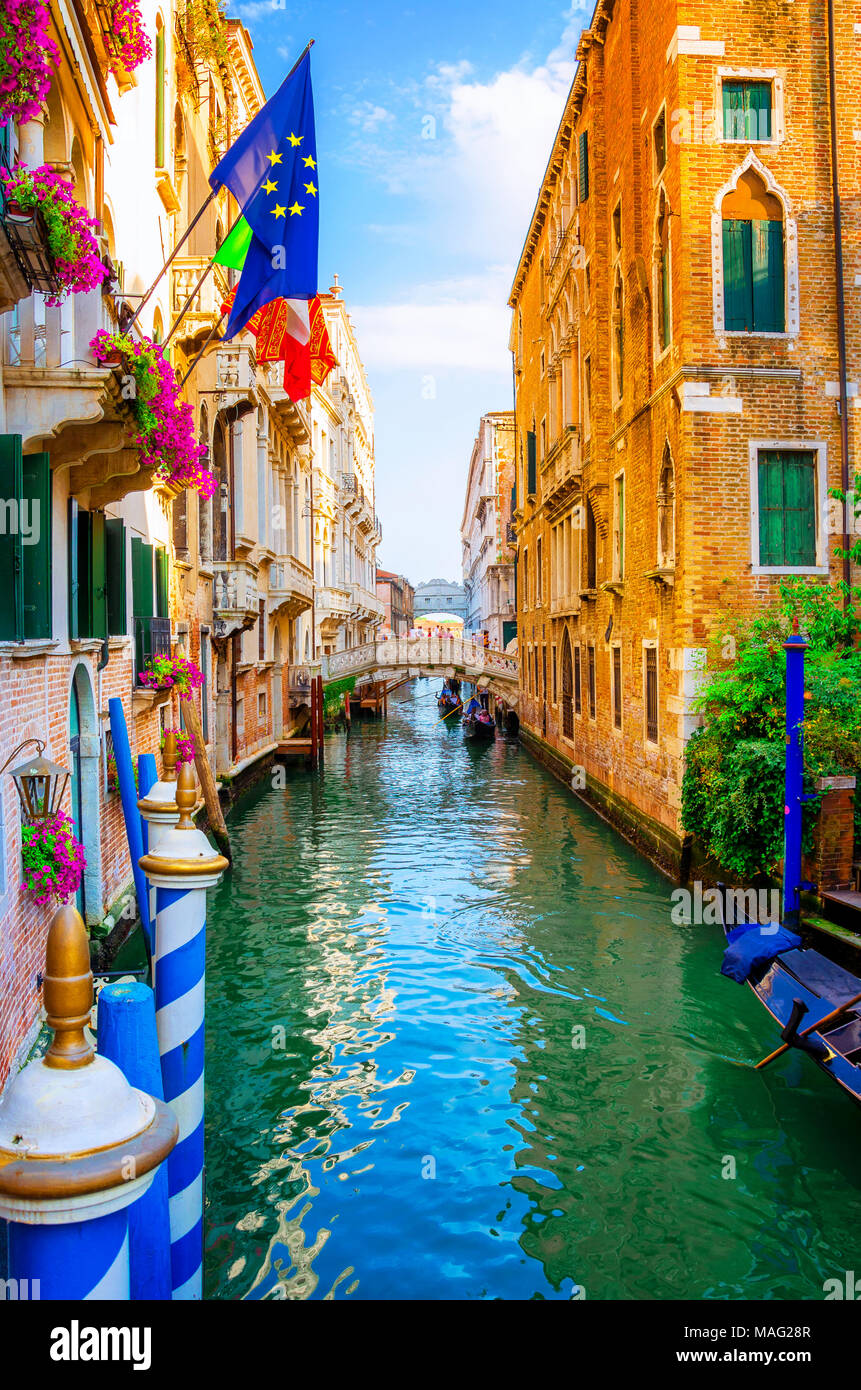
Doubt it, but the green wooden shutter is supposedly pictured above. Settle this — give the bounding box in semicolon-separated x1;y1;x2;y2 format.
0;434;23;640
67;498;79;640
90;511;107;641
752;219;784;332
155;546;169;617
77;510;93;638
749;81;772;140
783;453;816;567
578;131;589;201
527;430;537;495
21;452;51;639
105;518;127;636
723;81;743;140
131;537;154;617
758;451;785;565
660;248;671;349
723;219;752;330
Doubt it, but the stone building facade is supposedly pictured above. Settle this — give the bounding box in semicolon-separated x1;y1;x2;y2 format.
376;569;415;637
461;410;516;648
414;578;468;623
310;279;383;655
508;0;858;870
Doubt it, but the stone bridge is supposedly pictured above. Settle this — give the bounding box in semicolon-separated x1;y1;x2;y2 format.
317;635;519;706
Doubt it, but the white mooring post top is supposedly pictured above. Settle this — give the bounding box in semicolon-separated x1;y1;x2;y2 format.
0;904;177;1224
139;761;229;890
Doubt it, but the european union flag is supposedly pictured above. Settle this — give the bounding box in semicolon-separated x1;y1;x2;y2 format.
210;48;319;339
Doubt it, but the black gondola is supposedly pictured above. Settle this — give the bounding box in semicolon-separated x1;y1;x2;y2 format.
462;711;495;741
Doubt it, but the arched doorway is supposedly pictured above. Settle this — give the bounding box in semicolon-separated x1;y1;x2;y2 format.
68;664;101;921
561;630;574;741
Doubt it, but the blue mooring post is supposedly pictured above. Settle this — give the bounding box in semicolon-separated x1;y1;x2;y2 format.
138;752;158;852
0;907;176;1299
783;619;808;930
109;697;152;953
139;761;229;1299
98;982;173;1300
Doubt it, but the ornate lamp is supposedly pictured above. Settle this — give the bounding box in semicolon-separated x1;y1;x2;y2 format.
0;739;71;822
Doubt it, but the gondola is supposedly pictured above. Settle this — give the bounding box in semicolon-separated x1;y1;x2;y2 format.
462;711;495;741
720;888;861;1106
438;691;460;715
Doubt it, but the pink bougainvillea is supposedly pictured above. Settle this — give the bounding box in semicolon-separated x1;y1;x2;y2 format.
1;164;107;305
0;0;59;127
20;810;86;907
161;728;196;765
110;0;152;75
139;655;205;700
90;330;214;497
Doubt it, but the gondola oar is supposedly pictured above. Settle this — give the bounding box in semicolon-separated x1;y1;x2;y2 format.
754;990;861;1070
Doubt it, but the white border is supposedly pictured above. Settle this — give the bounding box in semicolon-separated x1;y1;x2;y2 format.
748;439;829;576
711;150;799;339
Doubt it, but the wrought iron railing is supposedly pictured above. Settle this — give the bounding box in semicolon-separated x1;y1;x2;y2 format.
134;616;171;684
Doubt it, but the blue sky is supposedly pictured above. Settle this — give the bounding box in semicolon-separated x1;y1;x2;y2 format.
236;1;591;582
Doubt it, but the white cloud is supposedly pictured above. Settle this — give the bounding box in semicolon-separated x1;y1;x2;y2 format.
351;271;512;374
349;102;396;134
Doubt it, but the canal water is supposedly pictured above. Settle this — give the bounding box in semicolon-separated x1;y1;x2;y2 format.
204;679;861;1300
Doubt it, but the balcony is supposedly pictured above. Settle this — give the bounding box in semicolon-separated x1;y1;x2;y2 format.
350;584;385;624
212;560;260;641
215;341;257;411
0;201;47;313
264;362;311;442
542;425;582;518
170;257;229;343
317;584;352;636
269;556;313;618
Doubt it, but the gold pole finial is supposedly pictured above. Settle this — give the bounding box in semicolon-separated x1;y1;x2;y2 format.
43;903;94;1070
176;759;197;829
162;729;178;783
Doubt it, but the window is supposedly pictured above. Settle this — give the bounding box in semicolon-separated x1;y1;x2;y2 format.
657;450;675;568
587;646;596;720
653;109;667;175
578;130;589;202
526;430;537;496
69;504;108;641
258;690;267;726
612;474;625;580
552;644;558;704
0;437;52;641
722;169;784;333
574;645;582;715
583;357;592;440
522;548;529;608
757;449;817;569
612;646;622;730
258;598;266;660
612;201;622;258
561;632;573;737
536;538;542;603
173;489;188;557
656;191;671;353
200;629;210;741
540;418;546;462
105;518;127;635
723;80;772;143
612;270;624;400
585;501;597;590
645;647;658;743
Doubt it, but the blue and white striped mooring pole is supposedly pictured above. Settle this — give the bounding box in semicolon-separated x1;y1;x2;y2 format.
139;760;228;1300
783;617;808;931
0;905;177;1300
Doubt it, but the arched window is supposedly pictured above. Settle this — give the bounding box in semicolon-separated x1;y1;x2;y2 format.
722;168;784;333
657;448;675;568
655;190;671;353
213;420;228;562
561;629;574;739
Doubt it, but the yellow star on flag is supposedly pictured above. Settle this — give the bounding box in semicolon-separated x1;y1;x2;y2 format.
304;181;318;196
287;132;303;147
272;204;287;218
266;150;282;165
262;179;278;195
302;155;316;169
288;201;304;216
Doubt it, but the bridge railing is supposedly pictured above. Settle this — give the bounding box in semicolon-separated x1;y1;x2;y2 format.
319;636;518;686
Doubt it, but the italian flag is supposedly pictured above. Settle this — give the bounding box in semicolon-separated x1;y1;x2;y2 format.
214;218;336;401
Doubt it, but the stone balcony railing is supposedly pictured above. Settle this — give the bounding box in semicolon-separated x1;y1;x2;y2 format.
542;425;582;517
269;555;313;617
212;560;259;640
317;585;353;632
216;341;257;398
171;256;229;336
350;583;385;623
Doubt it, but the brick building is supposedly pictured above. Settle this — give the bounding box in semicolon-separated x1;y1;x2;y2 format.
376;569;415;637
509;0;858;871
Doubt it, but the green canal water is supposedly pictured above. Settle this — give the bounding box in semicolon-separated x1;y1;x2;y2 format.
204;680;861;1300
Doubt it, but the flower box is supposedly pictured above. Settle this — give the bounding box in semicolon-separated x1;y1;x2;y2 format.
0;165;106;304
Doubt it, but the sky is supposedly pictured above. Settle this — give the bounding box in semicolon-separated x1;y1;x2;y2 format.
236;0;593;584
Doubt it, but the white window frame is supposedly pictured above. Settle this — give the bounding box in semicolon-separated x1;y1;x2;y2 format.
612;469;626;580
748;439;829;577
653;183;673;363
651;103;668;182
711;149;799;341
643;639;659;746
715;70;785;147
610;639;623;735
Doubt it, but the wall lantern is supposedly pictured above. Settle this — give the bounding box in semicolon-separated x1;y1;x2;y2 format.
0;739;71;822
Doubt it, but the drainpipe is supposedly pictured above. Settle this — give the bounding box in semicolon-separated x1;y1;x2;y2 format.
826;0;851;605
